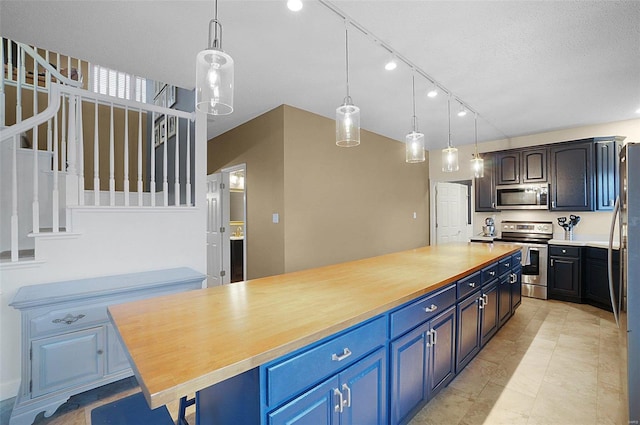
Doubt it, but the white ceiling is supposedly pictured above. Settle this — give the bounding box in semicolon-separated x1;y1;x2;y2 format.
2;0;639;149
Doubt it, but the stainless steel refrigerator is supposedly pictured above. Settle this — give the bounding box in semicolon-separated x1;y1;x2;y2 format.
609;142;639;423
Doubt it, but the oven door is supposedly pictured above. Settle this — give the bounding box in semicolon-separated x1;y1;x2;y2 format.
493;241;548;299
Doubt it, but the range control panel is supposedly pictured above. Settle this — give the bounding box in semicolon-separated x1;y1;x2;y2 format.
501;221;553;236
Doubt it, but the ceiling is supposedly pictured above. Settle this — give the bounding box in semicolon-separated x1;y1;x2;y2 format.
2;1;639;149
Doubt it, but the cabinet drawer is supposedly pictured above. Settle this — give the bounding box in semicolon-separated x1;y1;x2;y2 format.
512;250;523;265
481;263;498;284
499;257;513;275
549;246;580;258
30;303;108;338
457;272;482;299
390;285;455;339
265;316;386;407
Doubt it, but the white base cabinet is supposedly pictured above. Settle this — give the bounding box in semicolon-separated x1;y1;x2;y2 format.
8;267;205;425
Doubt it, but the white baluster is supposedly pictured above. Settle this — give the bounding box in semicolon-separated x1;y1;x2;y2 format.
109;102;115;206
7;39;14;83
186;119;191;206
174;116;180;205
65;95;79;214
45;50;50;89
150;112;156;207
32;56;40;234
93;100;100;205
137;109;143;206
61;95;67;173
77;96;85;205
163;114;168;206
124;106;130;206
11;134;19;261
67;55;71;84
0;37;5;127
52;113;59;232
16;43;22;123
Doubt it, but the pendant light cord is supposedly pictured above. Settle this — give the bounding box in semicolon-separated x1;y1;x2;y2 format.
344;21;351;101
474;112;479;158
447;96;452;148
411;74;417;131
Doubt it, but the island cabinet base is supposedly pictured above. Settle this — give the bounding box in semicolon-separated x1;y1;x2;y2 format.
194;251;523;425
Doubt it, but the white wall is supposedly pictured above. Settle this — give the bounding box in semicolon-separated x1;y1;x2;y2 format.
429;118;640;241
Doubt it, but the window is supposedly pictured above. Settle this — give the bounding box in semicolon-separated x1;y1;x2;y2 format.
90;64;146;103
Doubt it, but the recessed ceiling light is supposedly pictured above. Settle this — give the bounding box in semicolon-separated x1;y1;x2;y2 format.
287;0;302;12
384;59;397;71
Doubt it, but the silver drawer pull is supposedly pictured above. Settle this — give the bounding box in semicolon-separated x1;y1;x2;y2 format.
489;271;496;277
424;304;438;313
342;383;351;408
468;282;477;288
334;388;344;413
52;314;86;325
331;347;352;362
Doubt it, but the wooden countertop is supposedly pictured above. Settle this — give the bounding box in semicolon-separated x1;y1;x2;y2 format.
108;243;519;409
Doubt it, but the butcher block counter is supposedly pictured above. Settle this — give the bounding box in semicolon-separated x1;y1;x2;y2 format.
108;243;520;422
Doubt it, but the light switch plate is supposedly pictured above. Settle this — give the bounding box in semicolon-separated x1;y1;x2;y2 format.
273;213;279;224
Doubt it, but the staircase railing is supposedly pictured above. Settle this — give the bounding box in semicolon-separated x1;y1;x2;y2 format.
1;39;196;263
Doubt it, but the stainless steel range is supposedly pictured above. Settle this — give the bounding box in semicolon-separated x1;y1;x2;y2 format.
495;220;553;300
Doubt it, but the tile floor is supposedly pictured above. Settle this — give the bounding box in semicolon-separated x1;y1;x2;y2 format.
0;298;627;425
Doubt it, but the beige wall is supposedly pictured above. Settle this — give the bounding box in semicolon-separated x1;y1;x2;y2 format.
208;104;430;279
208;106;285;279
429;118;640;240
282;105;429;272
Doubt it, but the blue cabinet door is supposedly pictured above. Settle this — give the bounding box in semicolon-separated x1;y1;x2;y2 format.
480;281;499;347
390;322;429;425
429;306;456;398
456;292;481;372
340;348;387;425
268;377;340;425
498;274;512;327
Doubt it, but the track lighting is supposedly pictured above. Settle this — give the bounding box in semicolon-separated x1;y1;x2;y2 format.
457;103;467;117
384;57;397;71
426;84;438;98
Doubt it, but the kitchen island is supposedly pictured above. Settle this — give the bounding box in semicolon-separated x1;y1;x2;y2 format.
108;243;520;424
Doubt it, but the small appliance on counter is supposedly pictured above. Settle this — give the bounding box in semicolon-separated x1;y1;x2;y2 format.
557;215;580;240
483;217;495;237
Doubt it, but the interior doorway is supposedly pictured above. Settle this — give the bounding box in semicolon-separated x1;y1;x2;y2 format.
432;181;472;245
206;164;247;286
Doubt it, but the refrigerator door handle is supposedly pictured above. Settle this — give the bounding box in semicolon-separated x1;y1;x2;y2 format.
608;196;620;328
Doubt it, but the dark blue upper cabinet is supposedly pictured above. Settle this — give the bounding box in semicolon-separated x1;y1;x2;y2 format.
550;140;594;211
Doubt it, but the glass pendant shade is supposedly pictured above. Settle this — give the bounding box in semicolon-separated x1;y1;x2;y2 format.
406;131;425;163
196;48;234;115
336;98;360;147
471;156;484;178
442;145;459;172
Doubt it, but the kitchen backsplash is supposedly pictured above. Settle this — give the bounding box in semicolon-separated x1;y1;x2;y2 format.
473;210;616;241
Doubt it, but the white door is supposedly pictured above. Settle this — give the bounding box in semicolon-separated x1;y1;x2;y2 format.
207;173;224;286
435;182;469;244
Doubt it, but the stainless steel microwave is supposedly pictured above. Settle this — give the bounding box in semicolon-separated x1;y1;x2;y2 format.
496;184;549;210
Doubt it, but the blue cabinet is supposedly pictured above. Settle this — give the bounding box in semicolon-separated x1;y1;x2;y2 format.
390;305;455;425
480;280;499;347
268;348;386;425
456;291;481;372
511;266;522;312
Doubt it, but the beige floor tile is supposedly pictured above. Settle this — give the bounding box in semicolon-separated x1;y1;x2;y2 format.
528;380;597;425
449;356;499;398
408;386;474;425
458;381;535;425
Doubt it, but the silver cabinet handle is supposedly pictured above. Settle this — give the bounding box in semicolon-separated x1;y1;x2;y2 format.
342;383;351;408
510;273;517;283
468;282;477;288
562;249;567;254
426;329;432;347
332;348;352;362
483;294;489;306
489;271;496;277
52;313;86;325
334;388;344;413
552;200;556;208
432;329;437;346
425;304;438;313
550;258;554;267
478;296;485;309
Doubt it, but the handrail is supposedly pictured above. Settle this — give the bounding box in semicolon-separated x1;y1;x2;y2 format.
0;83;61;142
61;84;195;121
18;43;83;88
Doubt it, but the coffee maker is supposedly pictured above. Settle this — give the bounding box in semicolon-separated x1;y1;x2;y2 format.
482;217;495;237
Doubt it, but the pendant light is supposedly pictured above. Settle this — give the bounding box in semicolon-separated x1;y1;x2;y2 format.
470;113;484;178
336;21;360;147
442;96;459;172
195;0;234;115
406;74;425;163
